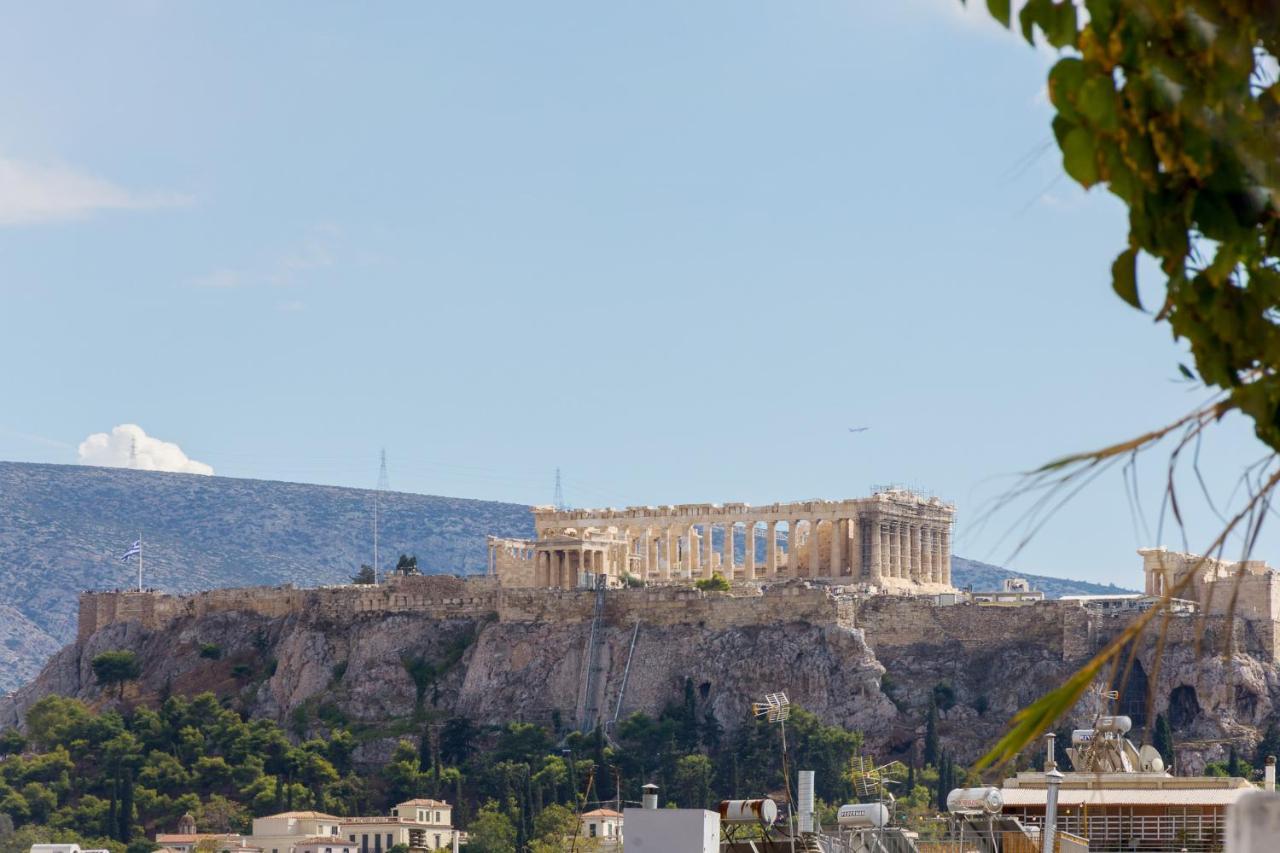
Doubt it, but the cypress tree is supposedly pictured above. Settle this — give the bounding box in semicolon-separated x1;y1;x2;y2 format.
1154;714;1175;767
107;773;118;840
923;698;940;768
678;678;699;752
906;761;915;793
1228;744;1240;778
117;770;133;843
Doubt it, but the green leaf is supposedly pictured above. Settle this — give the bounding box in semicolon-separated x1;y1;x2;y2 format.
1085;0;1115;34
1061;126;1100;187
1019;0;1051;44
1111;247;1141;310
1078;75;1119;130
987;0;1011;27
1048;58;1087;120
1046;1;1079;48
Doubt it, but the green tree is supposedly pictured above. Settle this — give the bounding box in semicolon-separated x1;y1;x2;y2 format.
440;717;477;766
529;803;574;852
91;651;142;699
1228;744;1241;779
923;698;940;768
383;741;423;805
673;755;713;809
1154;714;1175;768
351;565;376;585
465;800;516;853
0;729;26;756
25;696;92;751
694;572;730;592
676;678;699;752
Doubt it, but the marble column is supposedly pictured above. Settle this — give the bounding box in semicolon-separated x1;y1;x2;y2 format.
809;520;821;577
670;525;680;578
830;520;843;577
766;521;778;576
642;529;652;577
703;522;714;577
940;525;952;586
722;521;734;574
910;525;922;583
869;521;882;581
787;520;798;575
745;521;756;579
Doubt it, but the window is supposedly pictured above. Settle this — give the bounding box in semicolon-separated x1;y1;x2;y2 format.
434;812;440;824
434;836;440;848
386;834;392;848
325;847;332;853
589;824;597;837
348;837;355;843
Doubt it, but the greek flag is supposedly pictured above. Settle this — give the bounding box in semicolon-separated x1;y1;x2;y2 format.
120;539;141;562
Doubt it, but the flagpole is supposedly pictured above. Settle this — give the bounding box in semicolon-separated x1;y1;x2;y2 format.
138;532;143;592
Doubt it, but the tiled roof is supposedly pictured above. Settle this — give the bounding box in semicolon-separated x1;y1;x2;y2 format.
260;812;342;821
581;809;623;818
395;799;449;807
292;837;358;846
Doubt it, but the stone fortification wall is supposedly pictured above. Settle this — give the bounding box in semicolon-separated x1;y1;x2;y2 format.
75;578;1279;665
852;597;1097;661
77;578;856;640
78;576;505;642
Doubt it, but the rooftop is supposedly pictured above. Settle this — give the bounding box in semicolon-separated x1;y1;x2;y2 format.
258;812;342;821
581;809;623;818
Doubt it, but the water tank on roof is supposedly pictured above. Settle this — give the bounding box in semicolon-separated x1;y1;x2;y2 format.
836;803;890;828
717;799;778;825
946;787;1004;815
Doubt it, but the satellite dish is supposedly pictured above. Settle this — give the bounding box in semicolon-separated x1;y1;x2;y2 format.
1139;745;1165;773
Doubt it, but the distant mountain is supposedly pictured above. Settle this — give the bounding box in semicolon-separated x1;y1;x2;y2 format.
0;461;531;693
0;461;1134;694
950;555;1138;599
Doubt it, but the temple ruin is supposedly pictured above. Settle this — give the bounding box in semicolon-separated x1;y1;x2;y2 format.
487;488;956;590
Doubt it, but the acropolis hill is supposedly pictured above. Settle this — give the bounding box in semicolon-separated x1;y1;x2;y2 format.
8;488;1280;775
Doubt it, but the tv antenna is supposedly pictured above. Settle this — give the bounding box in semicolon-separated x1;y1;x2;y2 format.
554;467;567;511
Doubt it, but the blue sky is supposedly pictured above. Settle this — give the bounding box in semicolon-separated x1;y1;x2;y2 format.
1;1;1272;585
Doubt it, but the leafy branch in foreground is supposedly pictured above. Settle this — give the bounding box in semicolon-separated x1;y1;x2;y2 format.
960;0;1280;769
978;455;1280;770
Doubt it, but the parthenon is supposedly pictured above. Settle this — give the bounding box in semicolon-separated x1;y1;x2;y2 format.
487;488;955;591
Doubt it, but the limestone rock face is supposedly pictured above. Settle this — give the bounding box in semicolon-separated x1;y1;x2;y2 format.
4;601;1280;774
0;607;899;756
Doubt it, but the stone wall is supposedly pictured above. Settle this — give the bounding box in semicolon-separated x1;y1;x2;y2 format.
852;597;1097;661
74;577;1280;666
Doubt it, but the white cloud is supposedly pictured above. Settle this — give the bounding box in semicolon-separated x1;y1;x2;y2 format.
78;424;214;476
0;154;191;226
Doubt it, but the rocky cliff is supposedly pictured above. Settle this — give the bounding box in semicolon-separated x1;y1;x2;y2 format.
6;582;1277;772
0;460;1140;696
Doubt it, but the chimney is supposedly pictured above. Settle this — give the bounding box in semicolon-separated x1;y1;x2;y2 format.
642;783;659;810
1045;731;1057;771
1266;756;1275;792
